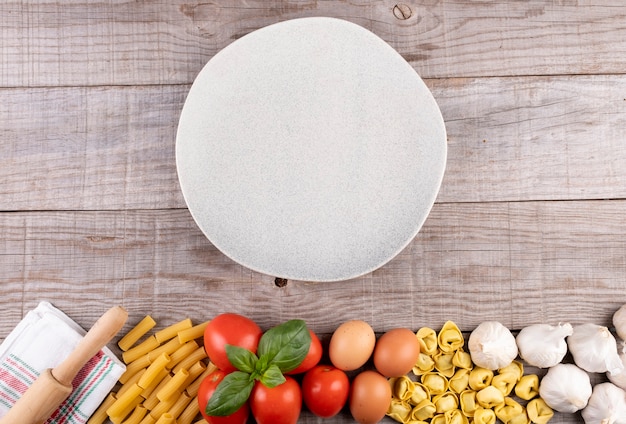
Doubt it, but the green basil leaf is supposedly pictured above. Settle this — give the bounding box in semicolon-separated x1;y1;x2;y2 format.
225;344;258;373
257;319;311;373
206;371;254;417
259;363;286;388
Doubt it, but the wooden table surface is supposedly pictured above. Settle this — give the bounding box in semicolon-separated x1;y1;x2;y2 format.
2;1;626;423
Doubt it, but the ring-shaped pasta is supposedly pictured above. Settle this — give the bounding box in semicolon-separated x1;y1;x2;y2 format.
437;321;464;353
421;372;449;396
526;398;554;424
491;372;517;396
498;360;523;381
409;383;430;406
433;351;455;378
432;392;458;414
473;407;497;424
391;376;415;402
514;374;539;400
430;414;447;424
444;409;469;424
412;353;435;376
387;399;412;423
416;327;438;356
459;389;478;417
508;412;531;424
468;367;493;391
411;399;436;421
452;350;472;370
475;386;504;409
494;397;524;423
448;368;469;394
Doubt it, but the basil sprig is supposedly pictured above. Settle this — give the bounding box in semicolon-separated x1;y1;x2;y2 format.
206;319;311;417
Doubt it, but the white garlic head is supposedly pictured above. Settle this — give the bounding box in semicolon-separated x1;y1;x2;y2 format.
468;321;518;370
539;363;592;413
581;382;626;424
516;323;573;368
613;304;626;341
568;323;624;375
608;349;626;391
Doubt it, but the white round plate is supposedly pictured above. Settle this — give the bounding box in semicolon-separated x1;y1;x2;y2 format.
176;17;447;282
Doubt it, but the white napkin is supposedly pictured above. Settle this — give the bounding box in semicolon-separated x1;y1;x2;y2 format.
0;301;125;423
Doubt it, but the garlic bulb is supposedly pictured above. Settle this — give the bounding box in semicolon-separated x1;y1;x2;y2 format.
581;382;626;424
613;304;626;341
468;321;518;370
516;323;573;368
568;323;624;375
538;363;592;413
608;350;626;390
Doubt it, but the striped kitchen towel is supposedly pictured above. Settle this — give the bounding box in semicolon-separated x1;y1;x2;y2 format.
0;301;125;423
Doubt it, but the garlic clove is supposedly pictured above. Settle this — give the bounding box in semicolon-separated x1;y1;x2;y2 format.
516;323;572;368
468;321;518;371
539;363;592;413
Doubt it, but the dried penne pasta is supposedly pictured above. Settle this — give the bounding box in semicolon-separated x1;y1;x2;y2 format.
154;413;175;424
140;368;169;399
87;392;117;424
193;418;209;424
147;337;182;362
119;355;149;384
172;346;208;374
157;368;190;401
107;383;144;418
121;405;148;424
149;396;177;420
138;352;171;389
167;340;198;370
167;391;194;420
119;316;157;351
183;361;207;387
123;336;160;364
143;374;173;410
177;394;200;424
138;415;156;424
110;395;143;424
155;318;193;344
186;363;216;398
117;368;146;398
177;320;210;344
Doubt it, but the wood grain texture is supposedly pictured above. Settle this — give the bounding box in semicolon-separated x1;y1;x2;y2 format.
2;75;626;210
2;0;626;88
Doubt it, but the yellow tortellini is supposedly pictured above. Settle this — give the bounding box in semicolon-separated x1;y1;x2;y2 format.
515;374;539;400
437;321;464;353
416;327;439;356
527;398;554;424
387;321;554;424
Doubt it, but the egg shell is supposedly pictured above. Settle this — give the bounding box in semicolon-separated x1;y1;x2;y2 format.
349;370;392;424
373;328;421;377
329;320;376;371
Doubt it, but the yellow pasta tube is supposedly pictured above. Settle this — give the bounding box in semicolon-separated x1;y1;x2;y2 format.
154;413;175;424
110;395;143;424
117;368;146;398
123;336;160;364
173;346;208;373
183;360;207;387
148;337;183;362
168;340;199;370
144;374;173;410
149;396;176;420
140;368;170;399
157;368;190;401
178;320;210;344
177;394;200;424
87;392;117;424
119;355;150;384
138;352;171;389
138;415;156;424
155;318;193;344
107;383;144;418
193;419;209;424
119;316;157;351
167;391;194;419
186;364;216;398
121;405;148;424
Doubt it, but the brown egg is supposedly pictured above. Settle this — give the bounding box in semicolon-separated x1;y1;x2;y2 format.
349;370;392;424
373;327;421;377
329;320;376;371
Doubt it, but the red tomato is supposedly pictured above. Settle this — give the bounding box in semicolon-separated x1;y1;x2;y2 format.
197;370;250;424
204;313;262;373
302;364;350;418
250;376;302;424
286;329;322;374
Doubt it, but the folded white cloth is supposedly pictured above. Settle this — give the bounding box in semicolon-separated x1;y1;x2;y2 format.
0;301;125;423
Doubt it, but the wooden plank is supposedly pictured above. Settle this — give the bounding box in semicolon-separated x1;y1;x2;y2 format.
1;200;625;340
2;75;626;210
2;1;626;87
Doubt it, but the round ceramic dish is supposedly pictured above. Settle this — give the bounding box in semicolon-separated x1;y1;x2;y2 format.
176;17;447;282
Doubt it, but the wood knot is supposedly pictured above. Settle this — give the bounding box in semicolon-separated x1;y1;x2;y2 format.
275;278;288;287
393;3;413;20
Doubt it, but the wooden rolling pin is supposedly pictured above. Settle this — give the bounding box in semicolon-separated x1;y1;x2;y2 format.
0;306;128;424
